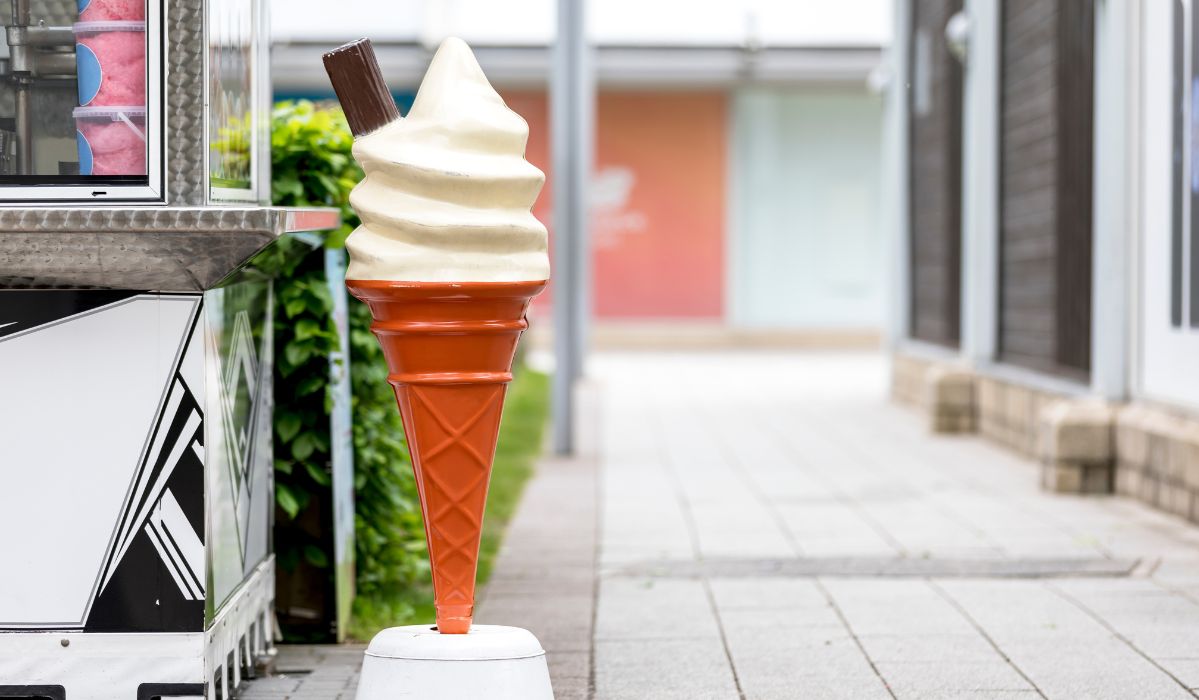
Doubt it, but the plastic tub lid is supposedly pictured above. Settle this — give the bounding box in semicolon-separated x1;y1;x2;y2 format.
73;20;145;32
73;105;147;120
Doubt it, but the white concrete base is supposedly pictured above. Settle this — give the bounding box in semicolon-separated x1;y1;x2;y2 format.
355;625;553;700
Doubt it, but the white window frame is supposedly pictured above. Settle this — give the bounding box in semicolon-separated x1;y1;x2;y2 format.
0;0;165;203
1138;0;1199;410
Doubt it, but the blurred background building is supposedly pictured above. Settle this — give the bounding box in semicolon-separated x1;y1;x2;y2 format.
270;0;891;345
887;1;1199;525
268;0;1199;524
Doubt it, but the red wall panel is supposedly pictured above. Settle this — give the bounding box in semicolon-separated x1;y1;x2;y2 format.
503;90;727;320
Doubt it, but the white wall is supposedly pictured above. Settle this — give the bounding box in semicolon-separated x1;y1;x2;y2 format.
729;88;886;329
270;0;427;43
271;0;890;48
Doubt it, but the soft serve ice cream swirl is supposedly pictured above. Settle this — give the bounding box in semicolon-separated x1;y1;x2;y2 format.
345;37;549;282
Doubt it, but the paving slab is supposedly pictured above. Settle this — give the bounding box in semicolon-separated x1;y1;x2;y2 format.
939;580;1195;699
594;578;722;641
873;660;1033;696
236;645;363;699
725;633;892;700
855;633;1005;663
593;637;740;700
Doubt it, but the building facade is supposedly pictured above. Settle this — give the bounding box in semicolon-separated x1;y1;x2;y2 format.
271;0;891;341
887;0;1199;522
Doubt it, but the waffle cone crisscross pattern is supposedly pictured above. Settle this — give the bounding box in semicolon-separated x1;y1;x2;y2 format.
346;279;546;634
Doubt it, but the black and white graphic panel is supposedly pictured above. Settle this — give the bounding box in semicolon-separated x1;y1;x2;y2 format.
0;294;199;628
86;365;207;632
98;374;202;592
145;488;205;601
0;290;140;340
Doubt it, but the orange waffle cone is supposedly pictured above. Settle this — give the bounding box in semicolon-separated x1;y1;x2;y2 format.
346;279;546;634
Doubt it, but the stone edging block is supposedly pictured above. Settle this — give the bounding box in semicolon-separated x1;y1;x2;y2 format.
1037;400;1115;494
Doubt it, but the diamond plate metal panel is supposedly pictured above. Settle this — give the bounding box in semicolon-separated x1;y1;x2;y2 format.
0;207;338;290
167;0;206;205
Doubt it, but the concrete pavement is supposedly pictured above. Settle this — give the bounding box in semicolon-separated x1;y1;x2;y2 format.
238;644;363;699
561;351;1199;699
245;351;1199;699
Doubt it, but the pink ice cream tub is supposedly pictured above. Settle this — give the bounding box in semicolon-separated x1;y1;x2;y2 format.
77;0;145;21
74;106;146;176
74;21;146;107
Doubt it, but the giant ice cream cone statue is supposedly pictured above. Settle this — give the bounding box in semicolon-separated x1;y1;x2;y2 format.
324;38;548;635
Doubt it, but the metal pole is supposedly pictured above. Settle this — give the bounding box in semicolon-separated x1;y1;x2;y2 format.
14;84;30;175
571;14;593;384
959;0;999;365
883;0;911;351
1090;0;1133;401
12;0;31;176
551;0;592;454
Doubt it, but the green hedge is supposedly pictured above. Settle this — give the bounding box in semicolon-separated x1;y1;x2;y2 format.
270;101;429;635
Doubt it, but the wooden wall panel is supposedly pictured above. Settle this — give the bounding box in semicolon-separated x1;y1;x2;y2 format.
908;0;963;347
1055;0;1094;373
998;0;1093;377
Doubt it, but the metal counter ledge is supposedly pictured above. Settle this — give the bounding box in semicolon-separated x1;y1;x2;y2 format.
0;206;342;291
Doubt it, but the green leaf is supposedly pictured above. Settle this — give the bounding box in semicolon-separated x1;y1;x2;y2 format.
277;412;302;443
274;459;294;474
291;432;316;461
274;175;303;199
276;483;300;519
303;544;330;568
326;224;352;249
295;318;321;340
314;171;339;198
305;461;332;487
309;282;334;310
285;342;312;367
297;374;325;396
285;298;307;318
